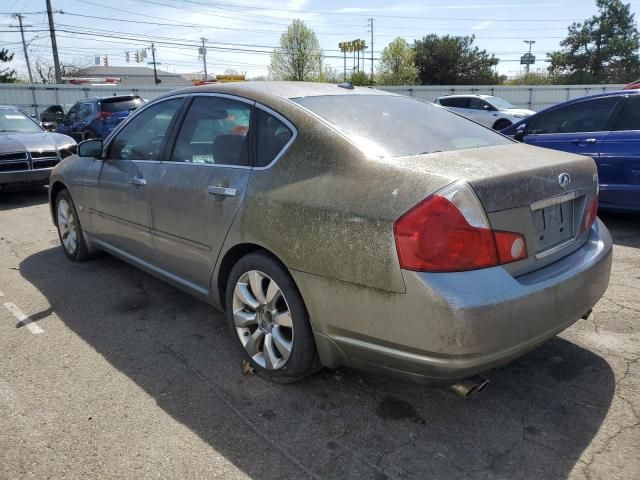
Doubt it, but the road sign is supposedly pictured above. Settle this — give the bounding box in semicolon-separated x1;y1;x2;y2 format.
520;53;536;65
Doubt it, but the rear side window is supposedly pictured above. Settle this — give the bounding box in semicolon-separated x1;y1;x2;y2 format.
255;109;294;167
171;96;251;166
294;95;511;157
439;97;469;108
530;97;619;134
101;98;143;113
468;98;491;110
613;96;640;131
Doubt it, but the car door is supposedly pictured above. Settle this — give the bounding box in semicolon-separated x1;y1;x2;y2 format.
89;96;186;263
522;96;622;157
440;97;472;120
466;97;496;127
597;95;640;209
148;94;255;291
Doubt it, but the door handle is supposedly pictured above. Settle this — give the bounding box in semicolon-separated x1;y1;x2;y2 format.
129;176;147;186
208;185;236;197
570;138;597;145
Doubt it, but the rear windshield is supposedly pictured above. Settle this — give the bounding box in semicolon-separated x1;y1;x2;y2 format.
100;98;143;113
293;95;512;157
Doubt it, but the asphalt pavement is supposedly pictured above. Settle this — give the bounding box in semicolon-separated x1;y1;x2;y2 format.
1;187;639;480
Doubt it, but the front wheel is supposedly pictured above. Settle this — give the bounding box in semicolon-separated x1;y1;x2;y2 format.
55;189;91;261
225;252;319;383
493;119;512;131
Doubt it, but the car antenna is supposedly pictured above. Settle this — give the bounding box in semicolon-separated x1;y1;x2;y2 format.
337;82;354;89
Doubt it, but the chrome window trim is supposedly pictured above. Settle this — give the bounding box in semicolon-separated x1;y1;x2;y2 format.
253;103;298;171
189;92;256;106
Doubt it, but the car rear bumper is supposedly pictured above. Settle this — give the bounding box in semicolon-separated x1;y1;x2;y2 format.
294;218;612;383
0;168;52;187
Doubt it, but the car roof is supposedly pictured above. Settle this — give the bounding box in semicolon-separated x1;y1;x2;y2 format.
532;90;640;115
160;81;394;100
82;95;142;102
437;94;493;99
0;105;26;110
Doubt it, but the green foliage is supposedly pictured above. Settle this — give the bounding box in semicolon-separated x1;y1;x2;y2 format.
413;35;500;85
504;72;566;85
0;49;16;83
548;0;640;83
268;20;323;81
317;65;342;83
376;37;419;86
349;70;372;86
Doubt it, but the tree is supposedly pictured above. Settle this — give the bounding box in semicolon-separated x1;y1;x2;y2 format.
376;37;418;85
349;70;372;86
34;58;89;84
269;20;323;81
548;0;640;83
413;35;500;85
0;49;17;83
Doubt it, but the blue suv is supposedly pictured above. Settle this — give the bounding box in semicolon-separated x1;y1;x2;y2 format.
56;95;144;141
502;91;640;213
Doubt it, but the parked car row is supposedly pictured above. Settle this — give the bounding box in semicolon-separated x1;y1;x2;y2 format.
46;82;611;388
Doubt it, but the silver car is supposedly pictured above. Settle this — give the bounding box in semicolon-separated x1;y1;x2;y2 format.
0;105;76;190
434;94;535;130
48;82;612;386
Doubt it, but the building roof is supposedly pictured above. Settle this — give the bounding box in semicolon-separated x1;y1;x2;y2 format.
76;66;192;86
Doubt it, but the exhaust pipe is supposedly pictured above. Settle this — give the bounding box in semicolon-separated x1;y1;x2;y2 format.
449;375;489;398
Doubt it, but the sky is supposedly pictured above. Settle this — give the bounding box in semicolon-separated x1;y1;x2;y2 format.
1;0;640;81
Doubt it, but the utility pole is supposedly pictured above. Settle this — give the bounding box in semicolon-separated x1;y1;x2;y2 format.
523;40;536;76
45;0;61;83
13;14;34;83
150;43;160;85
368;18;374;81
200;37;208;81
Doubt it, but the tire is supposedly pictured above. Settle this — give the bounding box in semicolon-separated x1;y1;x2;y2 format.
493;119;512;131
225;251;319;383
55;189;91;262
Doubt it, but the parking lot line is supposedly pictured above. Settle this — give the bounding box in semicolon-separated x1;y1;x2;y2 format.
2;302;44;335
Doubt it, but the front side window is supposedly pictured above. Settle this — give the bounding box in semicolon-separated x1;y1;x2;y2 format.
255;109;293;167
613;95;640;131
65;103;81;123
100;97;143;113
468;98;491;110
0;109;42;133
171;96;252;166
530;97;619;135
107;98;183;160
294;95;511;158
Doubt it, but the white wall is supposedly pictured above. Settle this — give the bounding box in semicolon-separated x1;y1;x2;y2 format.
0;82;628;117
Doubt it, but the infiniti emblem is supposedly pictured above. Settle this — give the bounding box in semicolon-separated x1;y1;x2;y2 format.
558;173;571;189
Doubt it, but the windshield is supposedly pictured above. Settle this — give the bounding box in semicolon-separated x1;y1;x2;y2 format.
0;109;42;133
486;96;515;110
293;95;512;157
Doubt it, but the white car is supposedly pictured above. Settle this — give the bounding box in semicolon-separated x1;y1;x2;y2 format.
434;95;535;130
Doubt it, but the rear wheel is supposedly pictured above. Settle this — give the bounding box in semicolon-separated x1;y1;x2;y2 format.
225;251;319;383
493;119;512;130
55;189;90;262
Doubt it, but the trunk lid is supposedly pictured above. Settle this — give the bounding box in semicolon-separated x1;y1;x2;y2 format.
400;143;599;274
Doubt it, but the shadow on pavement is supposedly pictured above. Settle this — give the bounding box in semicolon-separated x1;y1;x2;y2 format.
0;186;49;211
20;247;615;479
599;212;639;249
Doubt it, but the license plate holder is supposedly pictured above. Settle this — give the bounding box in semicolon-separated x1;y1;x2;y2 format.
531;198;575;254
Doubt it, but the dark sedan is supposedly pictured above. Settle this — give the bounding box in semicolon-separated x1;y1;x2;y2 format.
0;105;76;190
502;90;640;213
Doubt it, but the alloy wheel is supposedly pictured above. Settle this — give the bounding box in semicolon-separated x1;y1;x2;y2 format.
57;198;78;255
232;270;294;370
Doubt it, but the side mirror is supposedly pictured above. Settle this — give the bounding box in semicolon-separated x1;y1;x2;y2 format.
78;139;104;158
514;126;526;142
41;122;57;132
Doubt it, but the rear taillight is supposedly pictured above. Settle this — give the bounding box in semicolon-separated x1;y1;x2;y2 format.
97;111;112;120
583;195;598;231
394;182;527;272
